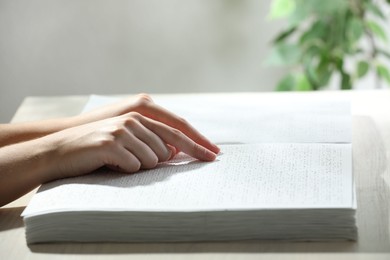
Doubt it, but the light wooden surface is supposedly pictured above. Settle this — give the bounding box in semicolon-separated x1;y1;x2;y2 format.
1;91;390;260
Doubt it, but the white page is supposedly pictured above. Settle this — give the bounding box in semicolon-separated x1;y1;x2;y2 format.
23;143;353;217
82;95;351;144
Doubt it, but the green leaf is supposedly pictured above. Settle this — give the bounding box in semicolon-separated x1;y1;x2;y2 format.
276;73;314;91
302;44;322;60
341;73;352;90
302;46;334;89
347;17;364;42
269;0;296;20
366;20;388;42
317;69;332;87
303;63;317;88
276;74;296;91
272;26;297;44
377;64;390;84
357;61;369;78
304;68;319;90
295;73;312;91
316;57;333;87
288;5;310;25
299;20;328;45
264;43;301;66
294;0;348;15
287;0;348;25
334;55;344;70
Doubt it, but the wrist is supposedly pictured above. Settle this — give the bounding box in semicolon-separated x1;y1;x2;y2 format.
0;137;59;206
28;138;58;184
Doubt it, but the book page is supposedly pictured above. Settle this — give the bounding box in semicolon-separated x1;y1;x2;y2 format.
82;95;351;144
23;143;353;217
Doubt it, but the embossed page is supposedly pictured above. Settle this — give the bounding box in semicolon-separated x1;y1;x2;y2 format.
82;95;351;144
154;95;351;144
22;143;353;216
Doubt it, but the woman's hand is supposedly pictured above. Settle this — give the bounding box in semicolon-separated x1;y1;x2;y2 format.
74;94;220;155
0;93;219;206
45;111;218;181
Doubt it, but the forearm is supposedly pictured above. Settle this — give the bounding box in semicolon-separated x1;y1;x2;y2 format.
0;96;139;147
0;109;119;147
0;138;55;207
0;117;75;147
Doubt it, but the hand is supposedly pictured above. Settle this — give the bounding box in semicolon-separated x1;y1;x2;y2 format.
44;111;218;181
0;93;220;206
73;94;220;155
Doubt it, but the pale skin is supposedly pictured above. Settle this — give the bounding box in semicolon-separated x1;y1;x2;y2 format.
0;94;220;207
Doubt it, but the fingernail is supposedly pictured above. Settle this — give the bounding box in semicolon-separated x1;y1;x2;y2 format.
211;144;220;153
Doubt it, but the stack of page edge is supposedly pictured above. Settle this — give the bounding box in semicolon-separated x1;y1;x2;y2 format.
22;95;357;243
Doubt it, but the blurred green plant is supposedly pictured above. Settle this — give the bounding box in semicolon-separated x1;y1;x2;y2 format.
266;0;390;91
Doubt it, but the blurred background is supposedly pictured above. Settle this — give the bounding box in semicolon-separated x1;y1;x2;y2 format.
0;0;389;123
0;0;286;122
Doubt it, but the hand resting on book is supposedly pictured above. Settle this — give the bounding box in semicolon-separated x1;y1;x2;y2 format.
0;94;219;207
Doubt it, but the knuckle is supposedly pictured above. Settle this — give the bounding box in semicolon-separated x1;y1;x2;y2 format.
123;114;142;127
97;136;118;152
128;111;141;118
192;142;200;152
192;142;206;156
110;124;127;136
177;116;189;126
96;125;126;149
170;128;183;139
135;93;152;107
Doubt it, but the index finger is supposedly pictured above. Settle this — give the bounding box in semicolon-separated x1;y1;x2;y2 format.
134;98;220;154
139;115;217;162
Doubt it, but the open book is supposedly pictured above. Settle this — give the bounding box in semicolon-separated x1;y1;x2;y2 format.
22;95;357;243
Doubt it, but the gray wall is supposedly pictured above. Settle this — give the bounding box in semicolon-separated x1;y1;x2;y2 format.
0;0;286;123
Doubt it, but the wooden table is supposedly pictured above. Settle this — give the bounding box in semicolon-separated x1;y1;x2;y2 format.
1;91;389;260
